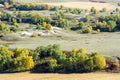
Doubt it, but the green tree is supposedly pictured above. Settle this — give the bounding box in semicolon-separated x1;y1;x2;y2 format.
4;2;9;8
49;59;57;72
78;22;85;29
0;22;10;33
36;23;42;30
0;46;14;72
107;20;116;31
85;15;90;22
46;24;52;30
13;47;34;71
91;52;106;70
102;7;107;12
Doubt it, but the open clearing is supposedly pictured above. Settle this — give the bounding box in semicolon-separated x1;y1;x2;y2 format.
43;2;119;10
16;0;120;10
1;31;120;57
0;72;120;80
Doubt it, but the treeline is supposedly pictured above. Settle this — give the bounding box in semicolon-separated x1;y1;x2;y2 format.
11;4;82;14
0;44;107;73
0;0;14;4
77;14;120;33
0;11;70;30
12;4;54;11
0;12;52;24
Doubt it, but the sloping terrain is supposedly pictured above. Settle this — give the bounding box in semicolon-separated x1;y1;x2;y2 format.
15;0;120;10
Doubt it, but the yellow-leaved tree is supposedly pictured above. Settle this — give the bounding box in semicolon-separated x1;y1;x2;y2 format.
93;53;106;70
13;47;34;71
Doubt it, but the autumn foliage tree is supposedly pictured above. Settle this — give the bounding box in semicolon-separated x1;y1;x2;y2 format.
13;47;34;71
4;2;9;8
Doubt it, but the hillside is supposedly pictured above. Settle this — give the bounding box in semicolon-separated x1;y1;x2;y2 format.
15;0;120;10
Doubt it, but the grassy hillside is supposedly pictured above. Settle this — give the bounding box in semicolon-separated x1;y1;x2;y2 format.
15;0;120;3
15;0;79;3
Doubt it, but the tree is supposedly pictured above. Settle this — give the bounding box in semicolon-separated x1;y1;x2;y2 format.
36;23;42;30
85;15;90;22
102;7;107;12
78;22;85;29
11;22;19;32
0;46;14;72
84;58;94;72
42;22;47;27
83;26;93;33
0;22;10;33
91;52;106;70
13;47;34;71
91;7;96;13
78;48;86;54
77;53;89;72
46;24;52;30
49;59;57;72
94;10;100;14
4;2;9;8
116;8;120;12
107;20;116;31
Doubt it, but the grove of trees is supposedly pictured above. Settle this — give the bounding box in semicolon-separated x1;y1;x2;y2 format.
0;44;108;73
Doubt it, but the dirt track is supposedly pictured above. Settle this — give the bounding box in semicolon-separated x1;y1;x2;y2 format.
0;72;120;80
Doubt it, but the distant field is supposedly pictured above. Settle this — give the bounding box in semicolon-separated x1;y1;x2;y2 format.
0;72;120;80
15;0;78;3
15;0;120;10
43;2;119;10
15;0;120;3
